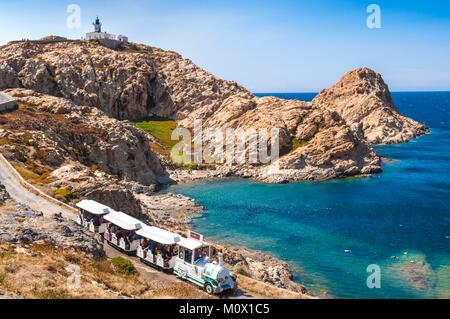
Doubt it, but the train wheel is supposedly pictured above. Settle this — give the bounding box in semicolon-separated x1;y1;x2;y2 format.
204;283;214;295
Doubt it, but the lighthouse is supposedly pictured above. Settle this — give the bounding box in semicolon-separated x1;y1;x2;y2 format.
93;17;102;33
85;16;128;48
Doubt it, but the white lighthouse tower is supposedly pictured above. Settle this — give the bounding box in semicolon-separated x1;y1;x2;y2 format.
93;16;102;33
85;16;128;48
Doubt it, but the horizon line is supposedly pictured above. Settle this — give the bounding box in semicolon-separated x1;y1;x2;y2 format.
254;90;450;94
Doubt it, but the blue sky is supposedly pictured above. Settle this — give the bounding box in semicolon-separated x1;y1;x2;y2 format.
1;0;449;92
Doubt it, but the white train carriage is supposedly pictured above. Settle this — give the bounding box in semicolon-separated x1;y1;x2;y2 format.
76;200;111;234
174;231;236;294
136;226;182;271
103;211;144;254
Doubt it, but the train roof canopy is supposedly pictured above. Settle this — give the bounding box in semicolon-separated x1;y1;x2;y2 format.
76;200;111;216
103;211;143;231
178;237;210;250
136;226;182;245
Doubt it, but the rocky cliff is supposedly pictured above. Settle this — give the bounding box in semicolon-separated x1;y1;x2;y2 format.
313;68;429;144
0;88;166;186
0;39;427;183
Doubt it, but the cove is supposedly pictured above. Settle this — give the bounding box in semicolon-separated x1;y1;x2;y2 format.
167;92;450;298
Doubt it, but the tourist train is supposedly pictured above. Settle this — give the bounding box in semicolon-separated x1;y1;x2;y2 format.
76;200;237;295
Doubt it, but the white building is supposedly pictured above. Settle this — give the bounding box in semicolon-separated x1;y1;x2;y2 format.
85;17;128;44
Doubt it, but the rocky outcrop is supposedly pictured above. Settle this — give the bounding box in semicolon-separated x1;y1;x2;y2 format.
0;183;11;204
0;40;427;183
0;182;104;258
313;68;429;144
0;89;167;186
0;42;154;120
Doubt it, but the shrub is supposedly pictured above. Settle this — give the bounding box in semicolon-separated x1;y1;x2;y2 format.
64;254;81;265
233;265;247;276
15;166;54;185
38;289;73;299
111;257;137;275
291;139;307;151
54;187;76;203
0;269;5;284
93;259;114;274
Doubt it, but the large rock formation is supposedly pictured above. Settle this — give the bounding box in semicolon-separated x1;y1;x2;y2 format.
0;89;167;186
313;68;428;144
0;39;428;182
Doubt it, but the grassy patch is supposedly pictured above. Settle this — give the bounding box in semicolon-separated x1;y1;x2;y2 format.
0;269;5;285
54;187;76;203
37;289;74;299
18;102;38;110
232;265;248;276
133;118;178;150
111;257;137;276
0;243;150;299
64;254;81;265
291;139;308;151
0;137;8;146
14;165;53;185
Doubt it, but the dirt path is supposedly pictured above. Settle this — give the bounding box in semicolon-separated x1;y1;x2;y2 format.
0;157;76;220
0;155;261;299
103;243;259;299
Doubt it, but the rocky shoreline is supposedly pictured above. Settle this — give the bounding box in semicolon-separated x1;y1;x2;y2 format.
137;190;311;295
0;37;430;299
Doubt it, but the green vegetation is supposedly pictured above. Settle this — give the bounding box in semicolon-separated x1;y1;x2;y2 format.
36;289;74;299
133;117;191;163
291;139;308;151
15;165;53;185
88;39;104;47
18;102;38;110
90;164;98;173
279;139;309;158
133;117;215;169
232;265;247;276
133;117;179;150
0;270;5;285
0;137;9;146
111;257;137;276
53;187;76;203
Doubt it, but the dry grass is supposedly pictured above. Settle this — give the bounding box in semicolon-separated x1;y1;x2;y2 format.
14;165;54;185
0;243;150;299
236;274;312;299
53;187;77;203
142;282;213;299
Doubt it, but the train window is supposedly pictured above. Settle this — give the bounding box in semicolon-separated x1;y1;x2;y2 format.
179;248;185;260
194;247;210;262
185;249;193;264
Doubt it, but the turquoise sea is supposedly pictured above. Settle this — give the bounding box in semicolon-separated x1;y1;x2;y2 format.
168;92;450;299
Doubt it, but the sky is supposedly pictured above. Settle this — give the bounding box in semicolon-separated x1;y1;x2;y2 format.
0;0;449;92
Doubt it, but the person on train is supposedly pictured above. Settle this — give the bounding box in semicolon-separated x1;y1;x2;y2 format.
141;238;150;249
92;215;100;227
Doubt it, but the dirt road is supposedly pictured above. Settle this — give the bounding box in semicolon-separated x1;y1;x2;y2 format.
0;155;75;220
0;155;260;299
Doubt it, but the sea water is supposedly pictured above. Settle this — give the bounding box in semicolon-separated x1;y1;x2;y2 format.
167;92;450;298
